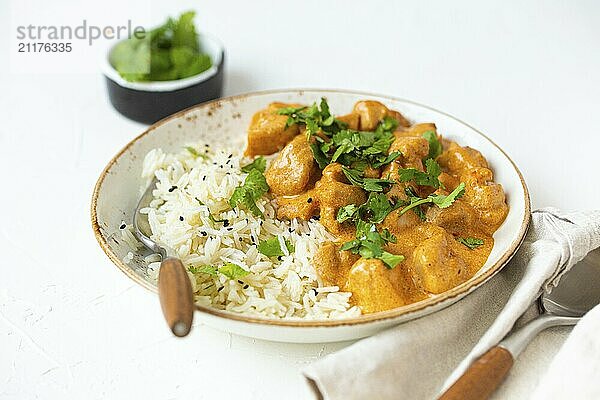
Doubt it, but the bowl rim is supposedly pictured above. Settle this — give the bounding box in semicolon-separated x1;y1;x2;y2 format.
91;88;531;328
101;32;225;93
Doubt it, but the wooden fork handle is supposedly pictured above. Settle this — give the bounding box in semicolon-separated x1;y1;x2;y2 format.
438;346;514;400
158;257;194;337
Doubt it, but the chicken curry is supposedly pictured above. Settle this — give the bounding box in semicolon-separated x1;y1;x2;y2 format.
244;99;508;313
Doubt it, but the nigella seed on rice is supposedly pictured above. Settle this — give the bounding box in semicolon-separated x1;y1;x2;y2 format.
138;143;360;320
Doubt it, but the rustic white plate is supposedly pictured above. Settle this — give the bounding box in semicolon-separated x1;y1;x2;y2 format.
91;89;530;343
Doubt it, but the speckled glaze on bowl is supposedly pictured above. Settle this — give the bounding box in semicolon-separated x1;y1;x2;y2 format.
91;89;530;343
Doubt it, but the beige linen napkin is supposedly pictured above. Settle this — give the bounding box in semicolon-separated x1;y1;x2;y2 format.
303;208;600;400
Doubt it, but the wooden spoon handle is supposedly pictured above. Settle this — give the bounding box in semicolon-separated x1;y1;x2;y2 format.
438;346;514;400
158;257;194;337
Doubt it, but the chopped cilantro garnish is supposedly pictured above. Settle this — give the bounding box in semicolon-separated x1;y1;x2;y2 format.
279;99;400;171
257;237;295;257
422;130;442;160
188;263;249;280
340;220;401;269
336;204;358;223
229;169;269;217
277;98;345;137
241;156;267;173
398;182;466;217
218;263;250;280
109;11;212;82
185;146;208;160
457;237;484;249
341;167;395;192
398;159;444;189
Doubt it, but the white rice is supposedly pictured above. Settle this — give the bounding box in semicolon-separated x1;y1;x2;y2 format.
138;142;361;319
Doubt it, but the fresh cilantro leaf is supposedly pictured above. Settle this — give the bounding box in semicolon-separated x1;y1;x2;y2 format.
109;11;212;82
457;237;484;250
375;116;399;134
185;146;208;160
398;159;443;188
371;151;401;168
185;146;200;157
363;193;394;223
379;251;405;269
422;130;442;160
342;167;394;192
189;265;218;275
230;187;262;216
218;263;250;280
277;98;346;137
229;169;269;216
431;182;466;208
241;156;267;173
336;204;358;223
341;220;400;264
257;237;295;257
310;143;330;169
398;182;466;216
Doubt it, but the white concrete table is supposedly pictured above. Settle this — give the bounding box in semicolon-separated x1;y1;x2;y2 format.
1;1;599;398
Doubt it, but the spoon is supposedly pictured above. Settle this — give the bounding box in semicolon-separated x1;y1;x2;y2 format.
439;248;600;400
134;178;194;337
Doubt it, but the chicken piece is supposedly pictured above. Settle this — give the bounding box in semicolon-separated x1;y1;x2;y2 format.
425;198;481;236
400;123;437;137
344;258;408;313
438;172;459;191
353;100;410;131
245;102;303;157
437;142;489;176
314;163;367;237
382;135;430;178
412;226;469;294
380;208;422;237
275;190;319;221
337;113;360;130
265;134;319;196
460;167;509;234
314;242;360;287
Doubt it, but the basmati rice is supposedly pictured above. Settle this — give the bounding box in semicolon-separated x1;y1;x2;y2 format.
138;142;361;319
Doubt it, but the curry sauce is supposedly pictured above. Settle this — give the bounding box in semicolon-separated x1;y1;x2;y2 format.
245;100;508;313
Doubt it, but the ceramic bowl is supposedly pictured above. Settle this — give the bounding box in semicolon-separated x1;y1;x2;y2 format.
91;89;530;343
102;33;225;124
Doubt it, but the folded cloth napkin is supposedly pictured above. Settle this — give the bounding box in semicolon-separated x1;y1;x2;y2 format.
303;208;600;400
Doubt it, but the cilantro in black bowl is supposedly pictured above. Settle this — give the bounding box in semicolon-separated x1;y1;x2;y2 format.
102;11;224;124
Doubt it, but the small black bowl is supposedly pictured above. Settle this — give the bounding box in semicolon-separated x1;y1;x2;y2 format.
103;33;225;124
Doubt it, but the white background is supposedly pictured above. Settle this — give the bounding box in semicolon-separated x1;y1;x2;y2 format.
1;1;599;399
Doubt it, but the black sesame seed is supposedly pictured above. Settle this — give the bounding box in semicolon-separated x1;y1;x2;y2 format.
288;228;293;233
179;216;184;221
239;237;243;242
227;227;233;231
202;176;207;181
228;154;233;159
307;197;313;203
168;186;177;192
243;284;249;289
217;286;224;292
212;162;217;165
205;144;210;147
220;165;223;168
201;231;208;236
223;220;230;227
238;280;244;284
277;256;283;261
119;224;126;229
